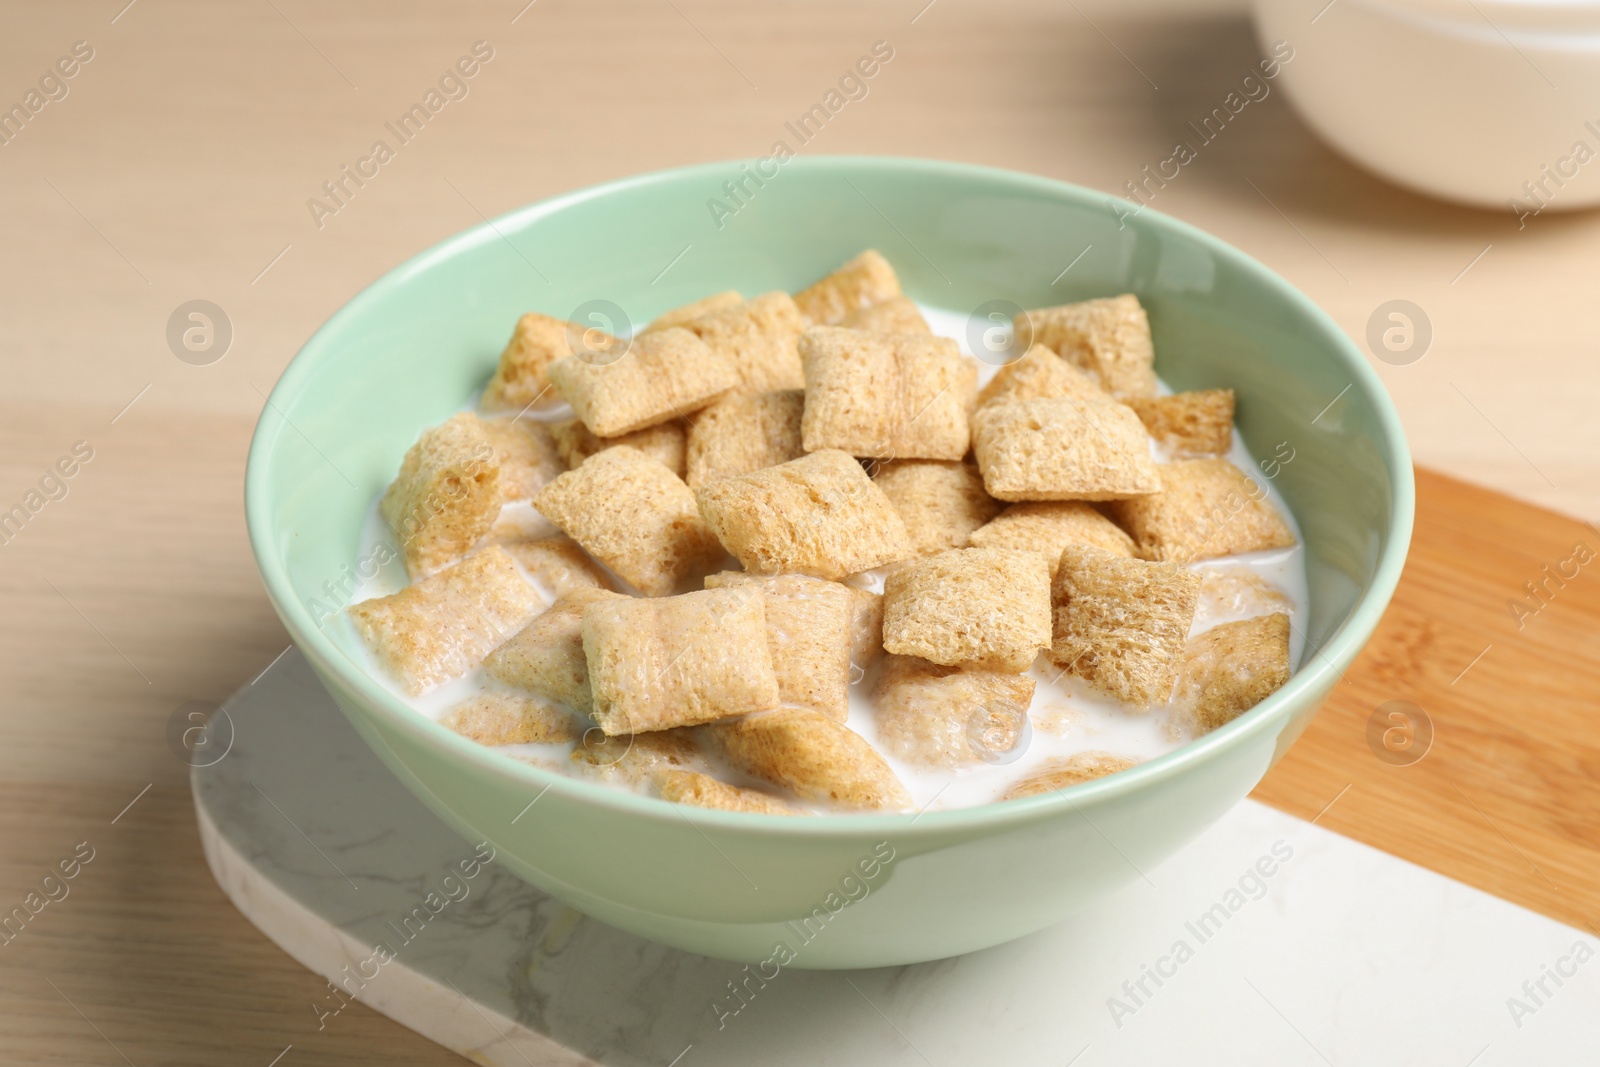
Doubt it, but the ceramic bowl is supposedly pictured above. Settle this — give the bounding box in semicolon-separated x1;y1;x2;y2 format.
245;157;1412;968
1255;0;1600;211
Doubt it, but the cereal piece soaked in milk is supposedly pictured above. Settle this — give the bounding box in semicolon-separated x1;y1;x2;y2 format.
439;690;575;745
480;417;564;502
1175;613;1291;732
793;250;901;325
975;345;1109;409
482;587;626;714
1001;752;1140;800
703;572;855;722
971;397;1160;502
839;295;930;335
547;327;737;437
694;450;911;579
882;547;1052;672
498;537;616;603
872;655;1036;769
656;770;798;815
799;326;976;461
1106;458;1296;563
533;446;725;596
1126;389;1235;457
570;728;705;787
848;586;885;669
707;707;910;811
582;586;781;735
1049;544;1201;708
481;312;592;414
967;501;1136;579
684;389;805;489
679;291;807;393
1018;294;1157;399
380;412;501;578
549;417;688;479
349;546;541;695
1194;565;1293;627
871;460;1001;558
642;290;742;334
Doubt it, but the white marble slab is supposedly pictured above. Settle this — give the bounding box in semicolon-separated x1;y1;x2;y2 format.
193;649;1600;1065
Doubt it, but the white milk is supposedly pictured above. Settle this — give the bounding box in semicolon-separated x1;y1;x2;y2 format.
339;305;1310;812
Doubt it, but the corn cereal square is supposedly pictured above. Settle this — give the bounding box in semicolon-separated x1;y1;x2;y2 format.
349;546;541;695
1105;458;1295;563
582;586;781;734
684;389;805;489
1048;544;1201;707
882;547;1052;671
694;449;912;579
800;326;976;460
532;447;726;596
872;655;1036;768
1019;294;1157;399
547;326;737;436
379;412;501;578
704;571;854;721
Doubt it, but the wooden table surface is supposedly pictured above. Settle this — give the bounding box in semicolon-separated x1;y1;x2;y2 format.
2;1;1596;1063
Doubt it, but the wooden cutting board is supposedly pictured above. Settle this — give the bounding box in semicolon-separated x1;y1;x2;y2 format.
1254;468;1600;935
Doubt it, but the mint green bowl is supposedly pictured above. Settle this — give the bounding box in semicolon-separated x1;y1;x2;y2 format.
245;157;1412;968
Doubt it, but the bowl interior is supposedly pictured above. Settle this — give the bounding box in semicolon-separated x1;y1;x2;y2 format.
247;156;1411;817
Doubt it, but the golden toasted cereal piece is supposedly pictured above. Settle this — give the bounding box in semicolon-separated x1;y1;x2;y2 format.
971;398;1160;502
642;290;743;334
549;417;688;478
1049;544;1202;707
533;447;726;596
380;412;501;578
655;769;799;815
793;250;901;326
483;587;625;714
967;501;1136;579
570;728;704;786
871;460;1001;558
840;295;930;335
1126;389;1235;457
707;707;911;810
680;292;806;393
704;571;855;721
694;449;912;579
848;586;885;669
1176;613;1291;732
480;416;564;501
800;326;976;460
976;345;1110;409
349;547;541;695
1105;458;1296;563
684;389;805;489
481;312;589;413
872;655;1036;768
498;537;616;601
1193;565;1293;628
547;326;737;437
1019;294;1157;399
438;690;576;746
882;547;1052;671
583;586;781;735
1001;752;1139;800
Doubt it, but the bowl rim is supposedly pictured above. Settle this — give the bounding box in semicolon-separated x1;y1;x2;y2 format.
246;154;1415;838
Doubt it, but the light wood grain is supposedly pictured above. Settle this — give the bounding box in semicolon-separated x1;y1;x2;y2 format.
1253;468;1600;937
2;0;1598;1062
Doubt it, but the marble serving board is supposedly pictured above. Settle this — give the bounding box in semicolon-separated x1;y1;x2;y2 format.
193;649;1600;1066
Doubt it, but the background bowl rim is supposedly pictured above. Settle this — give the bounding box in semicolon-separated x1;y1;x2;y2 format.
245;154;1415;837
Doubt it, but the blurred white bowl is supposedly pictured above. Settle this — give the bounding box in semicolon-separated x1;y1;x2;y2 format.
1254;0;1600;215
